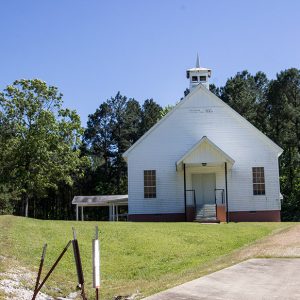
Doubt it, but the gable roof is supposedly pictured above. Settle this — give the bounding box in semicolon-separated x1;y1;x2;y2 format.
123;84;283;159
176;136;235;168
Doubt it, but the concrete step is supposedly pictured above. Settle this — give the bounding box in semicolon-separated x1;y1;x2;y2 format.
195;204;216;221
194;218;220;223
196;205;216;214
197;210;216;214
195;212;216;217
196;211;216;215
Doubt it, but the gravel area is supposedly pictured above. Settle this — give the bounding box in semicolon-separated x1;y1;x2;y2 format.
0;266;53;300
0;256;79;300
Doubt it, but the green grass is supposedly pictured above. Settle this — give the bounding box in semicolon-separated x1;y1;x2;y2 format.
0;216;292;299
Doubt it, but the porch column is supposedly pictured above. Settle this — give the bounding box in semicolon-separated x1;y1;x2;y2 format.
109;205;113;221
184;163;187;221
116;205;119;221
76;204;79;221
225;162;229;223
81;206;84;221
112;204;115;221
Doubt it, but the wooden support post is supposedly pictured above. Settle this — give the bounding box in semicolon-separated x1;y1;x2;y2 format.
116;205;119;221
225;162;229;223
109;205;112;221
76;205;79;221
81;206;84;221
184;163;187;222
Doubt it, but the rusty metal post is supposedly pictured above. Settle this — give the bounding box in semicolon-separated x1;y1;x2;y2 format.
33;243;47;299
31;241;72;300
72;227;87;300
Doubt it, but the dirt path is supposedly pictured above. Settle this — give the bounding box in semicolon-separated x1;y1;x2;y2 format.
236;224;300;259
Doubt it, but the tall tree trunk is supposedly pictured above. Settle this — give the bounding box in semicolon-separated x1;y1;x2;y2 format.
33;198;35;218
25;196;29;217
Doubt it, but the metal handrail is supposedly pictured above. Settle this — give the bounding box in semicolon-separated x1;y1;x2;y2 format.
185;189;196;208
215;188;225;205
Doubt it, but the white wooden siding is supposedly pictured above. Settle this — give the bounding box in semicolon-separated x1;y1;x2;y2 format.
126;85;281;215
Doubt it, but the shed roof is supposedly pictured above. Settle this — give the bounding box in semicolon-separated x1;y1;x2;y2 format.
72;195;128;206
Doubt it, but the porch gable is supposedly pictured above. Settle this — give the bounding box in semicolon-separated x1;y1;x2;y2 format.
176;136;235;170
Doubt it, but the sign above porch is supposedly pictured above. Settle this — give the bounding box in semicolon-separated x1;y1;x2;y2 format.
176;136;235;170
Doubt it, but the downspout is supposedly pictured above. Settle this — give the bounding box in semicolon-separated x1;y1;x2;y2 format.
225;162;229;223
184;163;187;222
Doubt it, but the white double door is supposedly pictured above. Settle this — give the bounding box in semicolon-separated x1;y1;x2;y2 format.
192;173;216;207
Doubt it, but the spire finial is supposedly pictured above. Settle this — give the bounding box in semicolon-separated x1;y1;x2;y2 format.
196;53;200;68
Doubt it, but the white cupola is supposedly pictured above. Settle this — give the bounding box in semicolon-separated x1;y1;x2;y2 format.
186;54;211;90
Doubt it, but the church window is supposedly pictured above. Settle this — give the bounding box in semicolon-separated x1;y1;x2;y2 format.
144;170;156;198
252;167;265;195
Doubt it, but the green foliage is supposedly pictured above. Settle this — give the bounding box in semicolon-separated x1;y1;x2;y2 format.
209;84;221;98
161;104;175;117
183;88;190;97
0;216;290;299
0;79;89;216
84;93;163;196
220;71;269;128
140;99;162;135
266;69;300;220
84;92;141;195
212;69;300;220
0;184;19;214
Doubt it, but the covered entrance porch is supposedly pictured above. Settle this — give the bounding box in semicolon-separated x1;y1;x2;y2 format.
176;136;234;222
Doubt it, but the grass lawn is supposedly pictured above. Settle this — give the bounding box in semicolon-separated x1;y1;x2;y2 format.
0;215;293;299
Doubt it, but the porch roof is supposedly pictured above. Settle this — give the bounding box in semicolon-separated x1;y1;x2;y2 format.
72;195;128;207
176;136;235;169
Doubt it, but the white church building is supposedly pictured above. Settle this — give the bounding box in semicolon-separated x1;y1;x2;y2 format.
123;59;283;222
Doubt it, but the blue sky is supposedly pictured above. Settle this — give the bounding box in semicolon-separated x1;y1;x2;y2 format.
1;0;299;125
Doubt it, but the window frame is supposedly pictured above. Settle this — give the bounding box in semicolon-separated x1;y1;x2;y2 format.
191;76;198;82
252;167;265;195
199;75;207;82
144;170;156;198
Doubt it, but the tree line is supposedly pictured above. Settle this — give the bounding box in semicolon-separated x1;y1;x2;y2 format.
0;68;299;220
